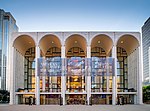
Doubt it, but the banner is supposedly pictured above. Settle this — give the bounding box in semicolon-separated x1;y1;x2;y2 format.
38;57;62;76
38;57;115;76
66;57;86;76
91;57;115;76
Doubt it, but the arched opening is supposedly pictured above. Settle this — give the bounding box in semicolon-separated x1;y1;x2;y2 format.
91;34;113;56
13;35;36;104
65;34;87;56
39;34;61;56
13;35;35;55
39;34;61;105
117;35;139;104
65;34;87;105
117;35;139;55
90;34;113;105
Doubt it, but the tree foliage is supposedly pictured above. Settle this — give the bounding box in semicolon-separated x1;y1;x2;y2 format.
0;90;10;103
143;85;150;103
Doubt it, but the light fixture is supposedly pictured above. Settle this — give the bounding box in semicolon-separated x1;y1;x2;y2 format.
74;78;78;82
121;41;124;44
73;76;78;82
75;41;77;43
98;41;101;44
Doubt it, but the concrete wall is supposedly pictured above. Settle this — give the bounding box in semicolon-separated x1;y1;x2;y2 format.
128;48;139;90
14;50;24;91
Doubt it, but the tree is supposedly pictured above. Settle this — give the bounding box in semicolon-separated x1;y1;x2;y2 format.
0;90;10;103
143;85;150;103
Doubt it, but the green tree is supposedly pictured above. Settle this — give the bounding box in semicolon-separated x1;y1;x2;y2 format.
143;85;150;103
0;90;10;103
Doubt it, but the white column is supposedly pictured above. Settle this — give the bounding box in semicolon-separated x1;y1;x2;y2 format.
35;46;40;105
42;76;46;92
112;45;117;105
9;47;15;105
87;45;91;105
1;35;4;89
61;45;66;105
137;46;143;104
42;57;46;92
106;58;109;92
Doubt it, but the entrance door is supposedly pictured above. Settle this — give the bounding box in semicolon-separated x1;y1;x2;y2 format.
66;94;86;105
40;94;61;105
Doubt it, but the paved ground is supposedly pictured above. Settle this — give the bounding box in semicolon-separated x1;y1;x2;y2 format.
0;104;150;111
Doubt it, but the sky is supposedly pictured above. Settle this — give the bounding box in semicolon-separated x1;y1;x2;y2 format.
0;0;149;32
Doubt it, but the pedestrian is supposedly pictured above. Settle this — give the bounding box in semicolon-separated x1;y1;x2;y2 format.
122;96;124;105
29;96;31;105
29;96;33;105
117;97;120;105
119;97;122;105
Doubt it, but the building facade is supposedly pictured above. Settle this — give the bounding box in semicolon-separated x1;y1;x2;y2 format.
0;9;18;90
142;17;150;85
9;32;143;105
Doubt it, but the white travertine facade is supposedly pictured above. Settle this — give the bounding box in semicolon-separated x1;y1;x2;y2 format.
9;32;143;105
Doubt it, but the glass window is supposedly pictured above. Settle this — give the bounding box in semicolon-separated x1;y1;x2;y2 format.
43;47;61;92
24;47;35;92
117;47;128;92
91;47;112;92
66;47;85;92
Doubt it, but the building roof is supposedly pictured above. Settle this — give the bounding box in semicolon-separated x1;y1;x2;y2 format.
144;17;150;25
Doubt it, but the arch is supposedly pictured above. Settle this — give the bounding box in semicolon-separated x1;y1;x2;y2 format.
13;35;35;55
39;34;61;55
91;34;113;55
117;34;139;55
65;34;87;56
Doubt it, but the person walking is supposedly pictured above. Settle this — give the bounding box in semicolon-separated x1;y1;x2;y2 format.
122;96;124;105
29;96;33;105
117;97;120;105
119;97;122;105
29;96;31;105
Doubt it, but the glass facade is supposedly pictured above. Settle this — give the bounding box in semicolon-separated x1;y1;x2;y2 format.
40;94;61;105
19;46;131;105
66;47;86;93
24;47;35;92
0;9;18;90
44;47;61;93
91;47;113;92
66;94;86;105
142;17;150;84
117;47;128;92
91;94;112;104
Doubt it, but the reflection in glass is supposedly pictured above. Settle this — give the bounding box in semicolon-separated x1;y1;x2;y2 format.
117;47;128;92
66;47;86;92
91;47;112;92
24;47;35;92
44;47;61;92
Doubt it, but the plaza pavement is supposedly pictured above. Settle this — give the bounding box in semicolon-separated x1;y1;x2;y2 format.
0;104;150;111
